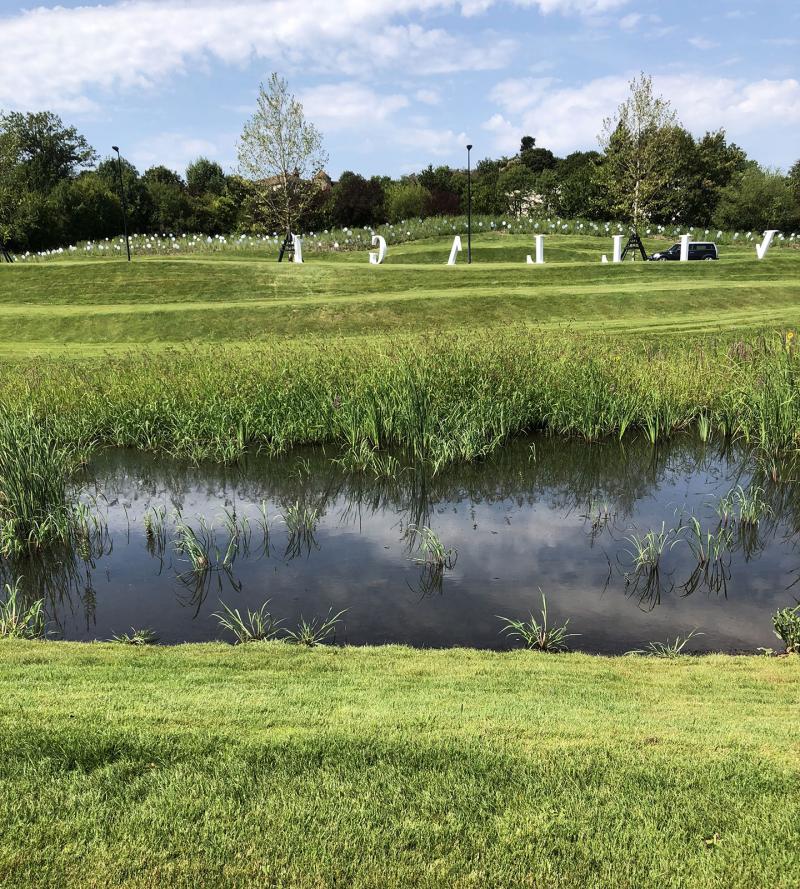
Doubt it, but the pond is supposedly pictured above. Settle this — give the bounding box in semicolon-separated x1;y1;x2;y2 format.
7;436;800;652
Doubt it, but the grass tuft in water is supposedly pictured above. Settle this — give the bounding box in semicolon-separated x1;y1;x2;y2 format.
108;628;159;645
627;628;704;658
498;591;577;652
0;410;86;555
284;608;347;646
407;525;457;570
214;600;283;644
0;578;47;639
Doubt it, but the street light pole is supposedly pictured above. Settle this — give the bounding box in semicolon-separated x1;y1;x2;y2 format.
466;144;473;264
112;145;131;262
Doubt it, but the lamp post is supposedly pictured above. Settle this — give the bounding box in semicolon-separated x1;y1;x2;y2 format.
111;145;131;262
466;144;473;264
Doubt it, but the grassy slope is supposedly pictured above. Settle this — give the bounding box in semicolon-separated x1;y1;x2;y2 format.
1;642;798;888
1;235;799;355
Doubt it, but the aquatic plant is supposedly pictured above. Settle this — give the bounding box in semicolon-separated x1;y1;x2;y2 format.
731;485;772;526
627;629;703;658
0;578;47;639
173;513;239;573
143;505;168;555
3;330;800;471
772;604;800;653
0;410;83;554
174;516;213;572
282;500;319;559
683;517;733;567
624;523;673;571
407;525;457;570
214;600;283;644
497;592;577;652
108;628;159;645
284;608;346;646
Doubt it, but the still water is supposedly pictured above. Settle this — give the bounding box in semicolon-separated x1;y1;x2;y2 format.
8;436;800;652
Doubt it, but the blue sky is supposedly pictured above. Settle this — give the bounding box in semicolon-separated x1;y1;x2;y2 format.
0;0;798;178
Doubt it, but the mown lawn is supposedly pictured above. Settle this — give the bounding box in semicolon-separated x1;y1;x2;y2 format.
0;642;798;888
1;234;798;354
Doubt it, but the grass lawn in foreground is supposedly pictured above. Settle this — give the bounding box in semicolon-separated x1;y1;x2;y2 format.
0;234;798;355
0;642;798;888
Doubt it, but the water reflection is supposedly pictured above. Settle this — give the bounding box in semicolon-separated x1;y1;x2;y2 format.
4;435;800;652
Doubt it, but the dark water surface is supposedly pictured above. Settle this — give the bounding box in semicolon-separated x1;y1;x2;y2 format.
9;437;800;652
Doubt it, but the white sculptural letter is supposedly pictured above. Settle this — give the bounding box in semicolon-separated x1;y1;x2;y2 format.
293;235;303;263
369;234;387;265
679;234;690;262
756;230;778;260
612;235;623;263
526;234;545;265
448;235;462;265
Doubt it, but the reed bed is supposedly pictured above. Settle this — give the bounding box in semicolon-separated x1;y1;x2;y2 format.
1;330;800;470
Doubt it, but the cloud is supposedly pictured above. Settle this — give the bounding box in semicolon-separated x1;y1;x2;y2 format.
0;0;629;112
415;88;442;105
688;37;718;50
128;132;231;175
484;73;800;155
300;83;408;129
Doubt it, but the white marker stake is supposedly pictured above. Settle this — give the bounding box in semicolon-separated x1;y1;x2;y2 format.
612;235;623;263
368;234;387;265
447;235;462;265
293;235;303;263
679;234;690;262
535;234;544;264
601;255;608;263
756;230;778;260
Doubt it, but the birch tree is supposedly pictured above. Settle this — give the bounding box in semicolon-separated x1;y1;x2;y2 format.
599;74;681;230
237;74;328;238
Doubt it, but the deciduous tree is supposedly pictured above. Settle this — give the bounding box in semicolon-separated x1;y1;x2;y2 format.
237;73;328;238
598;74;681;230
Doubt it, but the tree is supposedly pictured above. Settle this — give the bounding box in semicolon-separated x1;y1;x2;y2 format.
96;157;153;233
789;159;800;209
471;158;505;215
598;74;681;230
668;129;748;225
186;157;227;197
385;180;429;222
715;166;800;232
556;151;607;218
0;123;24;254
0;111;95;193
142;167;191;232
497;162;538;216
49;173;121;244
519;136;556;174
237;73;328;237
330;171;384;227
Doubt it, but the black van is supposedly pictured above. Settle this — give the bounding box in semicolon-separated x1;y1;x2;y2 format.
649;242;719;261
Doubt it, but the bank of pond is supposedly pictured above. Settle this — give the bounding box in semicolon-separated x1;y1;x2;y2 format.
2;434;800;656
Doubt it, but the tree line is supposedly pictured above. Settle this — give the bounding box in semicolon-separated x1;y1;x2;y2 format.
2;74;799;254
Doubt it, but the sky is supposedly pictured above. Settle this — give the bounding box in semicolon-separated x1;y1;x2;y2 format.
0;0;798;178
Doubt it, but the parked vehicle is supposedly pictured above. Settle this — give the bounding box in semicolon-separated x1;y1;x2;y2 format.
649;242;719;261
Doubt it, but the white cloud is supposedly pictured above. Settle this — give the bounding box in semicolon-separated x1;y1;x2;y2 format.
300;83;408;129
397;126;469;156
415;88;442;105
688;37;718;50
0;0;628;112
484;73;800;156
619;13;642;30
129;132;230;175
